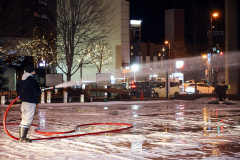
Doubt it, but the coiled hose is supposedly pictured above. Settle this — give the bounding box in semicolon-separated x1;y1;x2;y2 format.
1;96;133;141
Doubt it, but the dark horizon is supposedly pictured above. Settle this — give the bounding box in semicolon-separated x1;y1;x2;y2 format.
128;0;225;44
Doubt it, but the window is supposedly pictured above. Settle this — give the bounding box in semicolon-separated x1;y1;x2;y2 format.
161;82;165;87
131;52;133;56
202;84;209;87
170;82;179;87
41;14;48;19
131;46;133;49
158;53;161;57
153;82;161;87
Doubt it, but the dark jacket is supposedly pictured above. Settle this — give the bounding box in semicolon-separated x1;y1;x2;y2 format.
17;73;42;104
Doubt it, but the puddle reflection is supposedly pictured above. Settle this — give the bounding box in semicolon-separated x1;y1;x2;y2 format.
3;101;237;159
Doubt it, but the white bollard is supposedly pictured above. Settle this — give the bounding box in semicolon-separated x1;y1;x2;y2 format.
55;89;58;94
80;94;84;102
41;92;45;104
64;92;68;103
1;96;5;105
47;91;51;103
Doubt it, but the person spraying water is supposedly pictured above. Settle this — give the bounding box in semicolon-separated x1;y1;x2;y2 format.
2;70;133;142
17;65;42;143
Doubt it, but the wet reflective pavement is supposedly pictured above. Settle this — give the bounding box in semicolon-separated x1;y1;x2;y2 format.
1;99;240;159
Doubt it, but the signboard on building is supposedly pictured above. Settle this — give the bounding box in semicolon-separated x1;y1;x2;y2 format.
96;73;111;87
176;61;184;69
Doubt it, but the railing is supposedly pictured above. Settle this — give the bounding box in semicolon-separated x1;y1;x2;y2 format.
0;91;19;104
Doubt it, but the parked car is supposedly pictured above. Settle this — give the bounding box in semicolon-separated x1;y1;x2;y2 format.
199;79;207;83
152;81;180;97
185;83;215;94
130;81;153;97
182;80;195;91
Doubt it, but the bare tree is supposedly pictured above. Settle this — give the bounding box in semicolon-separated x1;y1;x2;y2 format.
85;42;113;73
47;0;116;81
16;34;57;72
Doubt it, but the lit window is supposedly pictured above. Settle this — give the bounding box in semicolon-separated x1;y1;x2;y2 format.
158;53;161;57
162;48;165;51
131;52;133;56
131;46;133;49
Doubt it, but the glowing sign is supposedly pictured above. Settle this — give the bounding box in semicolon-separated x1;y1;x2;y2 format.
130;20;142;25
176;61;184;69
39;60;45;67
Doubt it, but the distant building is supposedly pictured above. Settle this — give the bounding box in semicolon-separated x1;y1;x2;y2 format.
130;19;169;81
165;9;185;59
225;0;240;95
130;20;142;43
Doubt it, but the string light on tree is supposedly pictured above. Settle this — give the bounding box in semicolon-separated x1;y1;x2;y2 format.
86;42;113;73
17;32;57;67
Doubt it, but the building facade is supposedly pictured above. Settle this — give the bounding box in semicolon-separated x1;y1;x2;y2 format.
165;9;185;59
225;0;240;95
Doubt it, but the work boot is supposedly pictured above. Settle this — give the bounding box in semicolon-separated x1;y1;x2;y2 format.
19;127;32;143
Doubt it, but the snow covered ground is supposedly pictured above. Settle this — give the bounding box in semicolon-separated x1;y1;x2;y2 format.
1;98;240;159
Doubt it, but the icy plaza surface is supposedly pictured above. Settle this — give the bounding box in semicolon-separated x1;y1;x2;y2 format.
1;98;240;159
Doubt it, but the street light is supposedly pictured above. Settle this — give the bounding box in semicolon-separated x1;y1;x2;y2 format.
209;13;219;53
164;40;170;98
131;64;139;82
202;54;207;59
165;41;170;59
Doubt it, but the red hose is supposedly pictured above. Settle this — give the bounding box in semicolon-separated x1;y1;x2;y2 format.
1;96;133;141
3;96;20;140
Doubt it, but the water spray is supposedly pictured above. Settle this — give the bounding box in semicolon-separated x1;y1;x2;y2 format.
1;96;133;141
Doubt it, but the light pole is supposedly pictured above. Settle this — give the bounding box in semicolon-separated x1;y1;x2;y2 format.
209;13;218;53
165;41;170;59
165;41;170;98
208;13;218;86
202;53;210;82
131;64;139;82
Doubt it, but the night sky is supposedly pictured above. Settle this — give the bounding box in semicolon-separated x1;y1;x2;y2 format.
128;0;225;44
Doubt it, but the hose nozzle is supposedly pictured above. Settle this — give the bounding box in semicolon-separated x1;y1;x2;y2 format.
50;86;55;90
41;86;55;91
